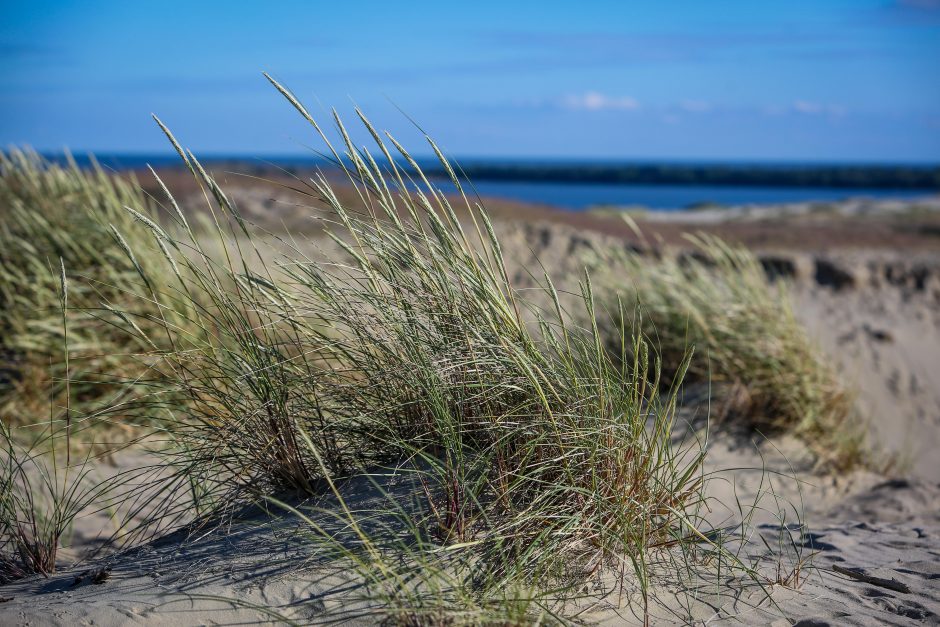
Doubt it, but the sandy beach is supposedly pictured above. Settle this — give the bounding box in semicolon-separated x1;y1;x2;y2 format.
2;183;939;625
4;1;938;622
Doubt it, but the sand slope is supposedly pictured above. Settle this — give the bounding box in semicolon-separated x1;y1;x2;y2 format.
3;197;940;625
1;467;938;625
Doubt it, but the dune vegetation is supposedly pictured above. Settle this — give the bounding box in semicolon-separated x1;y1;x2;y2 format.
0;79;850;622
589;234;862;470
0;149;196;449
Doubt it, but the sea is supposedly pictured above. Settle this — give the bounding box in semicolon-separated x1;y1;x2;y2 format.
426;179;930;211
52;153;936;212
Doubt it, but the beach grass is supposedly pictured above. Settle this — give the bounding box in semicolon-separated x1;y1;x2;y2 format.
590;232;862;469
90;84;777;620
0;82;815;621
0;149;195;450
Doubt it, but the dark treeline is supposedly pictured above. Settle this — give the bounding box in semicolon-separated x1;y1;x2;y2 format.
423;162;940;190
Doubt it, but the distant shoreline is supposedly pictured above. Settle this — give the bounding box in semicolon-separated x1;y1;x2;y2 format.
41;153;940;191
428;162;940;190
32;151;940;211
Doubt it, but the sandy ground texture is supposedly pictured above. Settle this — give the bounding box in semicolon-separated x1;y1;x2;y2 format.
0;451;938;626
2;191;939;625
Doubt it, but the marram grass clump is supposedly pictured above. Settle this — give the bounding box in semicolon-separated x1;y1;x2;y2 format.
0;77;807;622
86;78;779;622
0;149;196;446
591;233;862;470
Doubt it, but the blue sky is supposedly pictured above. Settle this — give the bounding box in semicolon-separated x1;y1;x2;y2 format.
1;0;939;162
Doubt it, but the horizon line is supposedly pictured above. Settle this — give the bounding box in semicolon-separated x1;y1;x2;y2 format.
26;149;940;169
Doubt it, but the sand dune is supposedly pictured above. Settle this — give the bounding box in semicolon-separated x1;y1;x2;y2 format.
2;192;939;625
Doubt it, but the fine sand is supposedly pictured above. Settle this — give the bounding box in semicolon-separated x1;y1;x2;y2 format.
2;444;938;625
2;190;939;625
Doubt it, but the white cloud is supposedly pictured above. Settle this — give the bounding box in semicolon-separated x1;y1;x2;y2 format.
562;91;640;111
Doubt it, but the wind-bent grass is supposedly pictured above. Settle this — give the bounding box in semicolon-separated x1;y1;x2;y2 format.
0;420;110;583
0;151;210;582
0;80;809;621
81;80;793;622
0;414;204;583
0;149;192;447
590;233;862;470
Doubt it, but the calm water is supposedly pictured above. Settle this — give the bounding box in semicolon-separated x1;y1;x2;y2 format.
55;153;935;212
430;179;931;211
